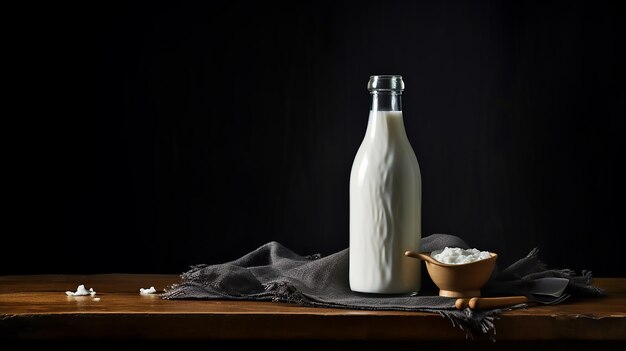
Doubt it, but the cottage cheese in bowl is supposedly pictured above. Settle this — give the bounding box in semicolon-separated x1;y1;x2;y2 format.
431;247;491;264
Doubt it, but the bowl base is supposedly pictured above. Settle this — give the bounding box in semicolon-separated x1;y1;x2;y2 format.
439;289;480;298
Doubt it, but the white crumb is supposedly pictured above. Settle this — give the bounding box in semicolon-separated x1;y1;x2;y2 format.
66;284;96;296
140;286;157;295
93;297;101;301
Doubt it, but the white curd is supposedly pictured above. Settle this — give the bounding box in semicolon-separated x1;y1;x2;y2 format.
431;247;491;264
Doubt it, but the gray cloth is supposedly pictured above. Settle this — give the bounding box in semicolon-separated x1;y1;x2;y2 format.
162;234;604;339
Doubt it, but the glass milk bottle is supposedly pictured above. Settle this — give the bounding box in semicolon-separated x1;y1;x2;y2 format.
349;75;421;294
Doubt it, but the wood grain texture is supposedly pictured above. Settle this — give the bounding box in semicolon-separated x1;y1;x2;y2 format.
0;275;624;340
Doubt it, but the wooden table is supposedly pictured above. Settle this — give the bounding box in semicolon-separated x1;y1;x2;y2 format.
1;275;624;348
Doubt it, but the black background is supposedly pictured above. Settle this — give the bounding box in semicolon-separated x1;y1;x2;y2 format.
6;0;625;276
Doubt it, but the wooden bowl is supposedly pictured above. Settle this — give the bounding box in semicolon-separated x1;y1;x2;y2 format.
405;250;497;297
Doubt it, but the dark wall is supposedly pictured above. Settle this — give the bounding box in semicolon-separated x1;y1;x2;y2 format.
6;0;624;276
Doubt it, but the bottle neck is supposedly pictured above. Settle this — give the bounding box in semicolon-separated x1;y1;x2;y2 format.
370;91;402;112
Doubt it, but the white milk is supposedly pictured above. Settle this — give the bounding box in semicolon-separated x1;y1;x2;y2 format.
349;110;421;294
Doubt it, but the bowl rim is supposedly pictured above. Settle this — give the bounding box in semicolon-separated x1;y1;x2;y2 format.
405;250;498;267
